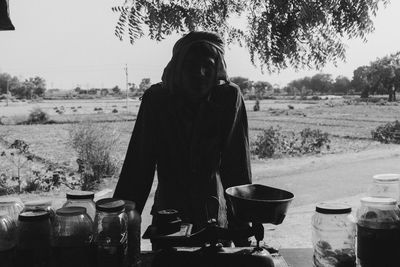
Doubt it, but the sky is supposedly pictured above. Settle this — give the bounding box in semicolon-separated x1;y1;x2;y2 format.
0;0;399;90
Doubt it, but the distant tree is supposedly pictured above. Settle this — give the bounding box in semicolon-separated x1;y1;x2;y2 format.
288;77;312;94
113;0;388;72
367;52;400;101
88;88;98;95
100;88;109;96
74;87;82;93
352;66;371;97
30;76;46;97
309;73;333;94
332;76;351;94
138;78;152;93
129;82;137;93
0;73;20;95
230;76;252;96
112;86;121;95
253;81;272;99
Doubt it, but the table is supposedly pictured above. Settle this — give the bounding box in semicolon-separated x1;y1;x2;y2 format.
279;248;313;267
141;248;314;267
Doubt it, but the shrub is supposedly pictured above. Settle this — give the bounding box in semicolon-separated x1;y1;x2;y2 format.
251;127;330;158
371;120;400;144
26;108;49;124
112;109;118;113
68;122;120;190
253;100;260;111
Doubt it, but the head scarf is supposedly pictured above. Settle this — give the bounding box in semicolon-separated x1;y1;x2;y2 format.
161;31;228;95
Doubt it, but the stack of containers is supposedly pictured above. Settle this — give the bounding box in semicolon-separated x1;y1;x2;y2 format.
355;173;400;267
0;192;142;266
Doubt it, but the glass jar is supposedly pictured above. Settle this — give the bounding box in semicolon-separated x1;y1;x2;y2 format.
52;207;95;267
368;173;400;201
312;203;356;267
22;199;55;221
16;210;52;267
356;197;400;267
63;191;96;221
124;200;141;267
0;211;17;267
94;198;128;267
0;197;24;222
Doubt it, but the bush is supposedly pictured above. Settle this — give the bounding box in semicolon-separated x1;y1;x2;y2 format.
26;108;49;124
68;122;120;190
251;126;330;158
371;120;400;144
253;100;260;111
112;109;118;113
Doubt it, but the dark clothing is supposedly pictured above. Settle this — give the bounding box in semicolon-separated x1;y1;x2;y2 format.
113;82;251;230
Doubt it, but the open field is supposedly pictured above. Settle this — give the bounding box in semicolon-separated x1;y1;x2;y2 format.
1;97;398;178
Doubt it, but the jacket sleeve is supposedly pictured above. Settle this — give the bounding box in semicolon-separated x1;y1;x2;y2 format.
220;92;252;189
113;91;157;214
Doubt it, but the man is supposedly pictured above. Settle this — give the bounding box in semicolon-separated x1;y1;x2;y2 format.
114;31;251;239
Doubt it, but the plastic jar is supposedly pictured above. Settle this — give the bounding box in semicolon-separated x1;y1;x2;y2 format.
16;210;52;267
312;203;356;267
124;200;141;267
356;197;400;267
63;191;96;221
22;199;55;221
368;173;400;201
0;197;23;222
0;211;17;267
52;207;95;267
94;198;128;267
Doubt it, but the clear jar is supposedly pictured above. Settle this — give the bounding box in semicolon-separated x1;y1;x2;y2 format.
0;197;24;222
312;203;356;267
16;211;52;267
0;211;17;266
368;173;400;201
124;200;141;267
63;191;96;221
22;199;55;221
356;197;400;267
52;207;95;267
94;198;128;267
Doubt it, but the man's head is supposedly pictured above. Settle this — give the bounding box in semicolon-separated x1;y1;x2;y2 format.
162;31;228;100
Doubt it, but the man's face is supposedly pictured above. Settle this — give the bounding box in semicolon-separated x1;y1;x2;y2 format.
181;49;217;100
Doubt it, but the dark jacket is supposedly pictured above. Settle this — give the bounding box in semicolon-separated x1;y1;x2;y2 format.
113;81;251;230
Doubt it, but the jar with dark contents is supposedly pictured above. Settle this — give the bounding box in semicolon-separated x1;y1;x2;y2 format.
23;199;55;221
16;210;52;267
94;198;128;267
0;211;17;267
0;197;24;223
356;197;400;267
312;203;356;267
51;207;95;267
124;200;141;267
63;191;96;221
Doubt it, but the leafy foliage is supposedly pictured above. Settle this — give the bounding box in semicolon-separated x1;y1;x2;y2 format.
26;108;50;124
252;126;330;158
68;122;120;190
112;0;388;71
371;120;400;144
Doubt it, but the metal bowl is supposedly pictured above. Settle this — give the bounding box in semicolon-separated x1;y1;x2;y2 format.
225;184;294;224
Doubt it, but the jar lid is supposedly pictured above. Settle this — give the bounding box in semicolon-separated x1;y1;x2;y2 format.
373;173;400;182
24;199;52;207
360;197;397;206
56;207;87;216
124;200;136;211
96;198;125;212
66;190;95;200
315;203;352;214
19;211;50;222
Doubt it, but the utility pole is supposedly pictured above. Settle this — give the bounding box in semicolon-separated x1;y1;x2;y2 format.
6;79;9;106
125;64;129;109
